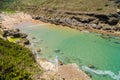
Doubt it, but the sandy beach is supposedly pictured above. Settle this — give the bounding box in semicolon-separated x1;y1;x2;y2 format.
0;12;44;29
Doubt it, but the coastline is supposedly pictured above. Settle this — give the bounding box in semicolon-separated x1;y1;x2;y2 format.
33;9;120;38
1;12;120;38
0;12;91;80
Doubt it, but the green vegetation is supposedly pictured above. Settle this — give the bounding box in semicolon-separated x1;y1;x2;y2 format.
0;38;41;80
0;0;117;14
7;37;21;43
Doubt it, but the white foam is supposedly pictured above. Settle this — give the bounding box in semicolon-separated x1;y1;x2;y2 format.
82;66;120;80
54;55;58;66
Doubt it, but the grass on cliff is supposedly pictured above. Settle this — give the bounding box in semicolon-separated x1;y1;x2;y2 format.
0;38;42;80
0;0;117;14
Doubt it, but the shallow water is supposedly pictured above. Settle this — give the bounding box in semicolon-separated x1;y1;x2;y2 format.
15;23;120;80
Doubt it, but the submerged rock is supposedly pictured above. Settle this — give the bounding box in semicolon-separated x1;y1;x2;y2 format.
54;49;60;53
32;37;36;39
88;64;95;69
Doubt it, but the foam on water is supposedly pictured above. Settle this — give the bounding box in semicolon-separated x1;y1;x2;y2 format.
14;24;120;80
55;55;58;66
82;66;120;80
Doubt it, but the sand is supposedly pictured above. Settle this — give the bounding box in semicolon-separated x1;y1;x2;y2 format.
0;12;44;29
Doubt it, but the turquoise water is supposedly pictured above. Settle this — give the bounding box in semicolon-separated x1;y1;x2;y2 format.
15;23;120;80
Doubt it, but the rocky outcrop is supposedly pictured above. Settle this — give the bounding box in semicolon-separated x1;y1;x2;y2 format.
0;26;30;45
33;10;120;33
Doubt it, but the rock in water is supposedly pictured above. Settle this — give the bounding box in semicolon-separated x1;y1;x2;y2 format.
36;48;41;52
32;37;36;39
54;49;60;53
88;64;95;69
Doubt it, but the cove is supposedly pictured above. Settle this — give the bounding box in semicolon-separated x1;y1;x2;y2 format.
15;23;120;80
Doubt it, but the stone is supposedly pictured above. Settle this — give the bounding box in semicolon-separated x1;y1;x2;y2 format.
22;38;30;45
36;48;41;52
12;32;20;38
20;33;28;38
54;49;60;53
32;37;36;39
58;60;63;65
88;64;95;69
108;18;119;25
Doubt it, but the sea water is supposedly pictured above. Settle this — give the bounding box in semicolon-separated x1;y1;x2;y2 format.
15;23;120;80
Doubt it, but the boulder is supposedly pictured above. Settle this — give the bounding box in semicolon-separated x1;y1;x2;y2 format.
36;48;41;52
22;38;30;45
20;33;28;38
108;18;119;25
58;60;63;65
2;29;9;37
54;49;60;53
12;32;20;38
88;64;95;69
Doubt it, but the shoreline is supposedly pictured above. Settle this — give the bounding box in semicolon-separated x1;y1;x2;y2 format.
1;12;120;38
33;9;120;38
0;12;91;80
0;12;45;29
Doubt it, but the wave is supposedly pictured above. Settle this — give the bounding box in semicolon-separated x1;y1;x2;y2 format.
82;66;120;80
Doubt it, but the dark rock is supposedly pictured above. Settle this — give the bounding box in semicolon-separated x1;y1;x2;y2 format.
14;28;20;32
22;38;30;45
58;60;63;65
88;64;95;69
94;14;109;21
108;18;119;25
2;29;9;37
20;33;28;38
115;0;120;3
54;49;60;53
12;32;20;38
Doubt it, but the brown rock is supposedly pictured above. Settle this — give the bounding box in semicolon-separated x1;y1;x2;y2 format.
36;48;41;52
58;60;63;65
